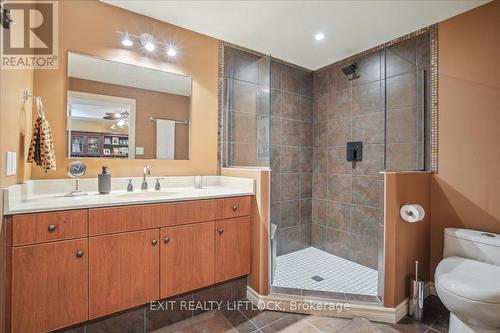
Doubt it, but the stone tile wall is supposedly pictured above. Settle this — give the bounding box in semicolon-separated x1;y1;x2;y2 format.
269;60;314;256
311;33;430;270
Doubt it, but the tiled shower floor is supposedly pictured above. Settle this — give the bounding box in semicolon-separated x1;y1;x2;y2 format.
273;247;378;296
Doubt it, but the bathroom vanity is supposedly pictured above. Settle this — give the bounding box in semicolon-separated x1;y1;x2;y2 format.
2;176;255;333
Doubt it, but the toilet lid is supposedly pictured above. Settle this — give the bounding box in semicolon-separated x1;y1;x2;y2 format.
436;256;500;303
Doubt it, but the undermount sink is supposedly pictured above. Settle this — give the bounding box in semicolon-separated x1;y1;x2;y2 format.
116;191;179;199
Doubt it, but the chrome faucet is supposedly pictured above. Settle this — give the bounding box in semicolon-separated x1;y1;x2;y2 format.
141;165;151;190
155;178;164;191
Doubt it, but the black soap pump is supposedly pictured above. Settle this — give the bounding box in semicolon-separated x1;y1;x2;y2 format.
98;166;111;194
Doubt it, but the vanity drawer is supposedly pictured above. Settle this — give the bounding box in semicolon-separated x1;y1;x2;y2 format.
216;196;251;219
89;205;153;235
152;199;218;227
12;210;88;246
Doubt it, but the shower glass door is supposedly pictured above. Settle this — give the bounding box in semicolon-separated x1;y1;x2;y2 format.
222;46;271;168
384;31;430;171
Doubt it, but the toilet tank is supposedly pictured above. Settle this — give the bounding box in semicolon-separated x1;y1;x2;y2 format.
444;228;500;266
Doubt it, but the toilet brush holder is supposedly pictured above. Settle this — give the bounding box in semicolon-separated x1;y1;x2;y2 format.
409;260;424;321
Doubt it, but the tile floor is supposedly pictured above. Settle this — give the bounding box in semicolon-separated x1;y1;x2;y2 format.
273;247;378;296
151;296;449;333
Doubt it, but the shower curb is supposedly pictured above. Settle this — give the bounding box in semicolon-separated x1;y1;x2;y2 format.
246;286;409;324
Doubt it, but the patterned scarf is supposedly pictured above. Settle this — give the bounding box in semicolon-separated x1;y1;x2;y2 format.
27;115;56;173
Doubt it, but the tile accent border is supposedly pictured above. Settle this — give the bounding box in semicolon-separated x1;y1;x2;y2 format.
430;25;439;172
217;40;224;174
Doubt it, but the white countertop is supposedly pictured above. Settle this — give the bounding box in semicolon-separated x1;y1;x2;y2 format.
3;176;255;215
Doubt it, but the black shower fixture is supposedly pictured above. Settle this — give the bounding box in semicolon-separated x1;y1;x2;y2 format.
341;63;360;80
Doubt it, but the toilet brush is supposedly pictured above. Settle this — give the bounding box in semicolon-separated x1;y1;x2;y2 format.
409;260;424;321
415;260;419;281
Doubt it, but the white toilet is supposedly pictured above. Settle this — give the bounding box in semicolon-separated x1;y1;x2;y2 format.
435;228;500;333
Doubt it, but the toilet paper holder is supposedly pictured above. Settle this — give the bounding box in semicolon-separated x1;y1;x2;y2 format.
400;203;425;223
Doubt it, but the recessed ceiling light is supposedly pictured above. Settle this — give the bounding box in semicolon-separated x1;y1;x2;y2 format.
315;33;325;41
167;47;177;57
121;32;133;47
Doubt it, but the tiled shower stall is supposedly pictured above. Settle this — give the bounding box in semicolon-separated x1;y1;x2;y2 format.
221;30;431;301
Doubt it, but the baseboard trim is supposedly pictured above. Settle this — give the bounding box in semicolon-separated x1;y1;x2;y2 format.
247;286;408;324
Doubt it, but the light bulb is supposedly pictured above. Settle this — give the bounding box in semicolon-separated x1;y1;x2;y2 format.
140;33;156;52
121;33;133;47
315;33;325;41
167;47;177;57
144;42;155;52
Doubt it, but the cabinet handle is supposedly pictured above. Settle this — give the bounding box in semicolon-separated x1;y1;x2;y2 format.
152;239;158;246
232;205;239;212
218;228;224;235
48;224;57;232
76;250;84;258
164;237;170;244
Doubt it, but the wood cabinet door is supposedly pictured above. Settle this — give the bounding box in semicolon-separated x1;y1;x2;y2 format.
11;239;88;333
215;216;251;283
160;222;214;298
89;229;159;319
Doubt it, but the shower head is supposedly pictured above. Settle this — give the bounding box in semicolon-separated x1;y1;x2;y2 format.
341;63;357;75
341;63;360;80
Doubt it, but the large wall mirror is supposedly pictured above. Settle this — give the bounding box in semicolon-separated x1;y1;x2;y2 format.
67;52;191;160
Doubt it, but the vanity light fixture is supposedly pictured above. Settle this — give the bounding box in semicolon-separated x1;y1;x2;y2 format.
140;33;156;52
167;46;177;57
119;31;177;58
315;33;325;41
121;32;133;47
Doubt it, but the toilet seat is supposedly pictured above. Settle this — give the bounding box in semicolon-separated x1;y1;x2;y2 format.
436;256;500;304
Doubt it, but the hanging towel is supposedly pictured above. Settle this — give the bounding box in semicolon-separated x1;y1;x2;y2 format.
156;119;176;160
27;98;56;173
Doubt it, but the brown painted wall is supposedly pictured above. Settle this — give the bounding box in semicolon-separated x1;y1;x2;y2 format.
384;172;431;308
430;1;500;279
32;0;218;178
0;69;33;189
69;77;190;159
0;50;34;333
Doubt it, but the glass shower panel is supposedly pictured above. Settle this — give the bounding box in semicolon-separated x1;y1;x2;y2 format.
222;46;271;168
384;32;430;171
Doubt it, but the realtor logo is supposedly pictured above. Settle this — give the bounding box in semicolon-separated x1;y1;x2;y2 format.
1;1;58;69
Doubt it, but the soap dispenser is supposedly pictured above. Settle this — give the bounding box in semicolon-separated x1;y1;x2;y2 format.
98;166;111;194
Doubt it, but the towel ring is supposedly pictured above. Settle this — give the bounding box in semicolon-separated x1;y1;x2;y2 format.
23;88;45;118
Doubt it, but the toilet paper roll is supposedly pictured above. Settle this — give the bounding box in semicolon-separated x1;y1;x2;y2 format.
400;204;425;223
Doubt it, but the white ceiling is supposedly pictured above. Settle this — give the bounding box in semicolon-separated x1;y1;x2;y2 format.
102;0;488;70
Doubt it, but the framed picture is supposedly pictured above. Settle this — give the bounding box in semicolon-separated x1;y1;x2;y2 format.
103;148;111;156
112;137;119;145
